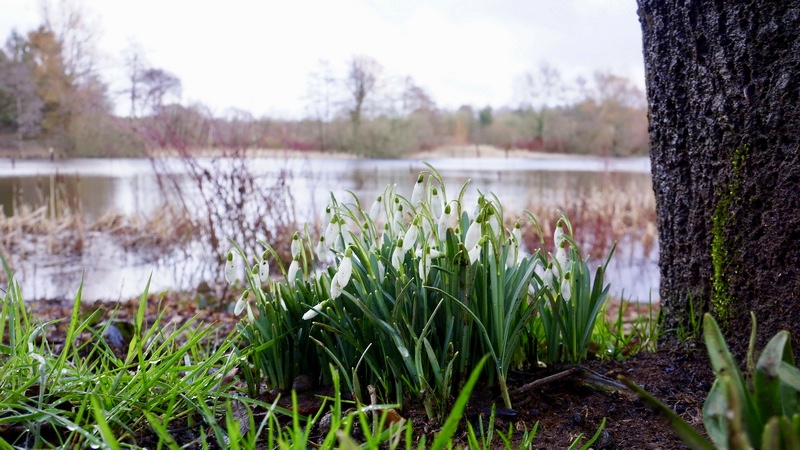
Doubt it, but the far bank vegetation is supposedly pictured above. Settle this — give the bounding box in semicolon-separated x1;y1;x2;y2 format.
0;6;648;159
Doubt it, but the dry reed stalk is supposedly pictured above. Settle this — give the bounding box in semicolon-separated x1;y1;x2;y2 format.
521;180;657;260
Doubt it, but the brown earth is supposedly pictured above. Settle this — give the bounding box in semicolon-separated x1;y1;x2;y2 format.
24;292;712;449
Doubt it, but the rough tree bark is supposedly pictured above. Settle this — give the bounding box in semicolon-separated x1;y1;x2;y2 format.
637;1;800;354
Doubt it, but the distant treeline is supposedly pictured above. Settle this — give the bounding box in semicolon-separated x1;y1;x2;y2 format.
0;6;648;158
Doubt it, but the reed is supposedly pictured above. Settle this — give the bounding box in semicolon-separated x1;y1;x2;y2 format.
522;178;657;261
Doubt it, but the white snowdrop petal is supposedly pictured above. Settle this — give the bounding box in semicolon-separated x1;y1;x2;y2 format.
224;251;237;284
291;233;301;259
259;259;270;283
287;260;300;286
465;220;481;251
411;175;424;206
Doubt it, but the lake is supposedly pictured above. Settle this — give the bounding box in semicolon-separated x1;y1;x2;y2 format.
0;155;659;302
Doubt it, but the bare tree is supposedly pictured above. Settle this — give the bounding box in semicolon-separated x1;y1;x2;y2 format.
517;62;566;146
39;0;100;84
304;59;337;150
137;68;181;115
345;55;382;131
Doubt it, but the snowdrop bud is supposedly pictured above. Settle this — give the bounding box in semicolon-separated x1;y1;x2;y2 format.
418;257;430;280
369;195;383;221
392;239;407;270
512;221;522;245
543;264;554;290
403;222;418;252
561;272;572;302
377;260;386;282
534;260;546;280
303;299;329;320
464;218;482;251
325;216;339;248
554;219;565;249
336;248;353;286
340;219;355;248
394;204;405;232
431;187;443;219
506;238;518;268
224;251;237;284
291;232;301;259
411;174;425;206
234;290;250;316
323;204;333;226
316;235;327;259
437;203;450;238
556;242;568;277
287;259;300;287
428;249;444;259
330;276;344;300
468;237;486;264
258;252;270;283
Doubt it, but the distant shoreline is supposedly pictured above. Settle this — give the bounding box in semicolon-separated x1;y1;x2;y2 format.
0;145;618;161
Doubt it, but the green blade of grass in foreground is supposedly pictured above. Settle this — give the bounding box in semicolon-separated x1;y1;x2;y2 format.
430;355;488;450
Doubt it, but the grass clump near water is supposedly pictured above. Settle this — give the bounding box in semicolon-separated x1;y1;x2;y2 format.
1;254;611;448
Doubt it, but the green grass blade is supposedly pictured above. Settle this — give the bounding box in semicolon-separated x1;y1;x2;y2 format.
430;355;488;450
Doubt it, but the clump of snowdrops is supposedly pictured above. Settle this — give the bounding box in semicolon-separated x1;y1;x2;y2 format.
227;164;613;417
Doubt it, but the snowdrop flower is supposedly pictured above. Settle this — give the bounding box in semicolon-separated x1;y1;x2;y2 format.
303;299;329;320
258;252;270;283
322;204;333;227
340;219;355;249
393;204;405;235
543;264;554;290
224;250;238;284
392;239;407;271
415;247;443;280
329;248;353;300
561;272;572;302
554;219;565;249
316;235;328;259
377;260;386;283
234;289;250;316
416;248;444;259
291;232;301;259
468;236;487;264
505;238;518;268
287;258;300;287
325;215;340;249
438;201;458;238
512;221;522;245
431;187;443;219
555;242;568;278
369;195;383;222
411;174;425;207
464;216;482;251
534;259;546;280
402;219;419;252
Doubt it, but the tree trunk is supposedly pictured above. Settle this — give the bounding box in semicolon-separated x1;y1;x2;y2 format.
637;0;800;355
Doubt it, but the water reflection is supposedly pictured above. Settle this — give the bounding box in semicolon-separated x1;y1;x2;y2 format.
0;156;658;302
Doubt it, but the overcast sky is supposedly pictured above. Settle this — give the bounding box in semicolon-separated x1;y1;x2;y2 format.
1;0;645;118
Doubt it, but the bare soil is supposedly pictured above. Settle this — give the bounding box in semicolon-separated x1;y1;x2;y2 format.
25;292;712;449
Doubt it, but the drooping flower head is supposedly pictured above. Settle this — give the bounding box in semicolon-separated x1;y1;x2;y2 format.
411;174;425;207
224;250;238;284
291;232;302;260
